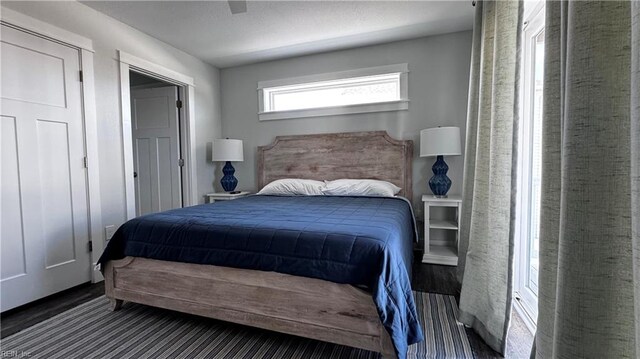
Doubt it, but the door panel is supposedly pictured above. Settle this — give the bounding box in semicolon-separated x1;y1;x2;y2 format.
135;138;153;215
131;86;182;216
36;120;77;268
0;40;66;107
134;96;171;129
156;137;176;211
1;25;91;312
1;116;27;280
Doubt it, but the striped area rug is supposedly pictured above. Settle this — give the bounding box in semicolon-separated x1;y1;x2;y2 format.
1;292;473;359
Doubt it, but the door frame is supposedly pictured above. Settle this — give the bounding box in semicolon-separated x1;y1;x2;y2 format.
513;0;545;334
0;7;104;283
117;50;198;220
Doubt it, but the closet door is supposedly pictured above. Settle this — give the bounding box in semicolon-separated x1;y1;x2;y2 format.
1;25;91;311
131;86;182;216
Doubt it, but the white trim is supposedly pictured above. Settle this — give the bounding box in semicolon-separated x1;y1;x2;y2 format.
118;51;198;220
259;100;409;121
184;85;198;206
80;49;104;282
257;63;409;121
523;1;545;27
119;50;195;87
0;7;94;52
119;64;136;220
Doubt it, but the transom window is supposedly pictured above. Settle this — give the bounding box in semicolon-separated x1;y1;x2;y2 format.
264;73;401;112
258;64;408;121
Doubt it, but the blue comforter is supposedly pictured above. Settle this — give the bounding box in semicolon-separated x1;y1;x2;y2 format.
98;195;424;357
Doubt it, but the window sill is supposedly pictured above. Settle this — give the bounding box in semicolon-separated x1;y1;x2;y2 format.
258;100;409;121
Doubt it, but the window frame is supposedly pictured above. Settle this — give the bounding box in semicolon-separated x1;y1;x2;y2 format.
257;63;409;121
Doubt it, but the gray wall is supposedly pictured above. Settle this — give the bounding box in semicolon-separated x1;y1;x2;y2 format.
220;31;472;213
3;2;222;240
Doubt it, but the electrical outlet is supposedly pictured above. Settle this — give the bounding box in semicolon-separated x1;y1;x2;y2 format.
105;225;116;241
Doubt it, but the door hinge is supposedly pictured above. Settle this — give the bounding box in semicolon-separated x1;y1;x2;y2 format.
178;158;185;167
83;156;88;168
176;100;183;109
88;241;93;252
79;70;83;82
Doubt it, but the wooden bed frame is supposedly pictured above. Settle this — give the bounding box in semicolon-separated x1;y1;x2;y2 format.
105;131;413;358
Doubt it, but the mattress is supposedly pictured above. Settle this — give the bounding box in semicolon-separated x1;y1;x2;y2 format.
98;195;424;357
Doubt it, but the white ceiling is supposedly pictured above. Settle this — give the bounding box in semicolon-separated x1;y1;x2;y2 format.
82;1;474;68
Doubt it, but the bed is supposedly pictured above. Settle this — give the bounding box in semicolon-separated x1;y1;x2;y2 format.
100;131;421;358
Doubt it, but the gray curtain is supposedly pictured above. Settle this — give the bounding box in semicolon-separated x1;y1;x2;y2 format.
533;1;640;358
456;0;522;354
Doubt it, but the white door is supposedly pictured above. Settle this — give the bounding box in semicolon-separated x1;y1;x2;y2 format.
131;86;182;216
1;25;91;312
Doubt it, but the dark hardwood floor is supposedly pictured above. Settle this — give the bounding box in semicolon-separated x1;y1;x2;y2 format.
1;281;105;338
411;259;461;296
2;258;528;358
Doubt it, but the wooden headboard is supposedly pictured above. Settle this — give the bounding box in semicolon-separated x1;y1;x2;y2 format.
257;131;413;199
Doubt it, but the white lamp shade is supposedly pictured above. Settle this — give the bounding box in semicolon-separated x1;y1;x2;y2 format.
211;139;244;162
420;127;461;157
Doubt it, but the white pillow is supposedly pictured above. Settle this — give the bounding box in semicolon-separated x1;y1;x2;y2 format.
258;179;325;196
322;179;401;197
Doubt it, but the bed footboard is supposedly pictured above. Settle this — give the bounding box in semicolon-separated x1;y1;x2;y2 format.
104;257;397;358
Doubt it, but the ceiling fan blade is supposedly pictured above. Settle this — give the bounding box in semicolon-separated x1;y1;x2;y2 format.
228;0;247;14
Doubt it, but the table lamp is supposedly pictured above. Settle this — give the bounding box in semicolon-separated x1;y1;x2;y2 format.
420;127;461;198
211;138;244;192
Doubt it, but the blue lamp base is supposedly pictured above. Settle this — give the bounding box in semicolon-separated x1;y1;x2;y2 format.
429;155;452;198
220;161;238;192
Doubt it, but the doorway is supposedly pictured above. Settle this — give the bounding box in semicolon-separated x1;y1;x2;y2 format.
128;71;184;216
118;51;198;220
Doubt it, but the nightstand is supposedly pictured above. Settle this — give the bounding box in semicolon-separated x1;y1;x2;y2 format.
422;194;462;266
206;191;251;203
